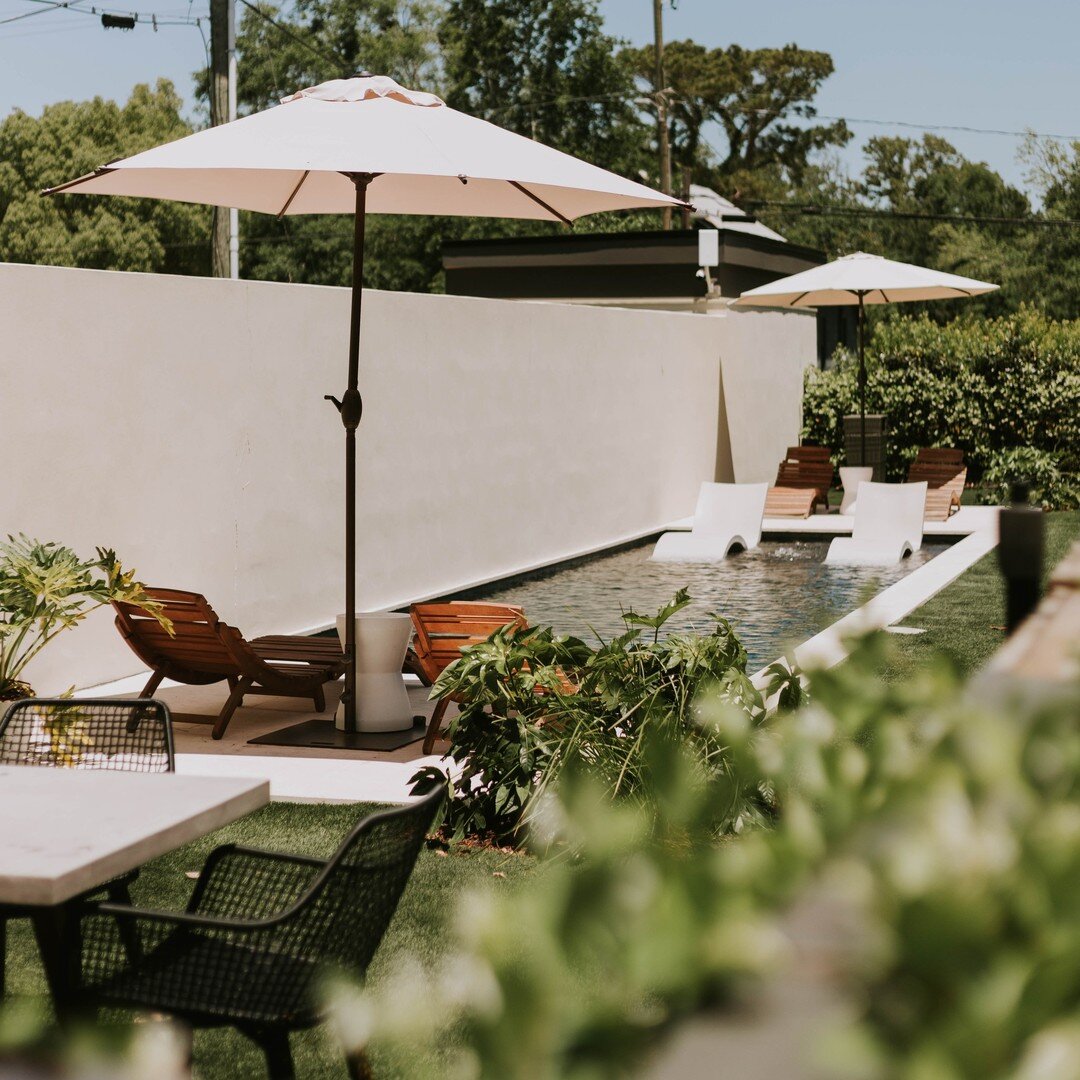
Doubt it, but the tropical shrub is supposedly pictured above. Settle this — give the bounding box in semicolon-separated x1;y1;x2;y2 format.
802;307;1080;507
979;446;1080;510
341;633;1080;1080
410;590;790;843
0;535;167;698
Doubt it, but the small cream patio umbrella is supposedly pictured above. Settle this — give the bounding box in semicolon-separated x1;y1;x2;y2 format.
730;251;998;464
46;74;687;740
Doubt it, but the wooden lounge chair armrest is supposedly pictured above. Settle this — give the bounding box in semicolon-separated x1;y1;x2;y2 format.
403;646;432;685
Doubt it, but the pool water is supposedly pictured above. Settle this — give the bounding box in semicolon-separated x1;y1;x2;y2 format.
452;539;949;672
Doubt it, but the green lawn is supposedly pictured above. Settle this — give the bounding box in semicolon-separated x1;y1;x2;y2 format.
879;510;1080;681
5;802;535;1078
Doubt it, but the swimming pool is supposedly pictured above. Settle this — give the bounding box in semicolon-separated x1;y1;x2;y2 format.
450;539;950;672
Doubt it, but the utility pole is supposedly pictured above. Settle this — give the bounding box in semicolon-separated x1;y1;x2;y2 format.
210;0;239;278
652;0;673;230
228;0;238;278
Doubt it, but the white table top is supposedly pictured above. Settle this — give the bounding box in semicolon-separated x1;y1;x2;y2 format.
0;768;269;906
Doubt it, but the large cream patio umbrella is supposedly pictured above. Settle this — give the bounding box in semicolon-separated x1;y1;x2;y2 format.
731;251;998;463
47;74;686;739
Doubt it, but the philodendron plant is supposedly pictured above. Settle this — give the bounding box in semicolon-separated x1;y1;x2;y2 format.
0;534;168;700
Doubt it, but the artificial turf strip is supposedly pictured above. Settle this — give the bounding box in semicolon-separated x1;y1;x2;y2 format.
878;510;1080;682
3;802;535;1079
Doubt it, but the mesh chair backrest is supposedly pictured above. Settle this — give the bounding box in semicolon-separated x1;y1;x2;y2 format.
299;787;444;974
199;786;446;1019
0;698;174;772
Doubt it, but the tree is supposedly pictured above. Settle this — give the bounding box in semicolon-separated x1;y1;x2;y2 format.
856;134;1032;316
625;41;850;200
1018;134;1080;319
756;134;1037;320
440;0;648;176
211;0;441;113
190;0;444;289
0;81;209;275
861;134;1018;212
225;0;654;291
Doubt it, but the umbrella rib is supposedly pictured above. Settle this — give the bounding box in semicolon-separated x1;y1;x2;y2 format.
41;167;115;196
508;181;572;226
277;170;311;218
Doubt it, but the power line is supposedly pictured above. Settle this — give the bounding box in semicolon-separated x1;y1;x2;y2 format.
812;113;1079;142
1;0;205;28
743;201;1080;228
234;0;346;70
0;0;81;26
477;88;1080;144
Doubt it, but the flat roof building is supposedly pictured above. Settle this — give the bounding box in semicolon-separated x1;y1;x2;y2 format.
441;185;855;364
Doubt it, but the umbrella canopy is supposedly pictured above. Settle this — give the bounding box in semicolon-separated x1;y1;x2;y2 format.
47;75;680;222
729;251;999;308
47;74;685;742
731;251;998;469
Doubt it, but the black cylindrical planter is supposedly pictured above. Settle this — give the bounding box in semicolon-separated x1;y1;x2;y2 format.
998;483;1045;634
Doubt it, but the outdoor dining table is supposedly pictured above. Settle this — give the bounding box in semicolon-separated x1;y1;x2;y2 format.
0;766;269;1016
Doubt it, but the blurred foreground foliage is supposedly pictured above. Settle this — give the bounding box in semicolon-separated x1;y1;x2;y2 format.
347;632;1080;1079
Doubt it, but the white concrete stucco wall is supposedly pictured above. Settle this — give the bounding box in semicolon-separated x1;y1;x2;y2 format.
716;307;818;484
0;263;814;693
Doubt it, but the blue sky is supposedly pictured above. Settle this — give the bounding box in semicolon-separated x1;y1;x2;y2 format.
1;0;1077;193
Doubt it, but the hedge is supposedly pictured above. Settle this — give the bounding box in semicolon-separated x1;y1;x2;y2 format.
802;307;1080;508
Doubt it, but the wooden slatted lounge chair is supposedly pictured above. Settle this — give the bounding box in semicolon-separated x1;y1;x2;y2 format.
113;588;346;740
907;448;967;521
409;602;527;755
765;445;834;518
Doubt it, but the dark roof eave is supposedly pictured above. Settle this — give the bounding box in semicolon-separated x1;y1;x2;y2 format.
442;227;823;263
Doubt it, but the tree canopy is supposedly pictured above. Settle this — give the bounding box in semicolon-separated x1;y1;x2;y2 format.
223;0;655;291
0;81;209;275
624;41;851;200
441;0;647;176
3;3;1078;322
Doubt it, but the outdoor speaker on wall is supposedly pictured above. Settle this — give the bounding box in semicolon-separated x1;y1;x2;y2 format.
698;230;720;269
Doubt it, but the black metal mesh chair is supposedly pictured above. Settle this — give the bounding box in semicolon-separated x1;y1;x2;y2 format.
0;698;174;995
75;785;445;1080
0;698;174;772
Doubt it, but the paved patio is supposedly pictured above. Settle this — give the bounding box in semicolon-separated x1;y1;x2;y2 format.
137;675;447;762
71;670;456;802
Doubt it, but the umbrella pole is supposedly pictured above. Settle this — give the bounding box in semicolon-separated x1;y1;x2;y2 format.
338;175;371;734
857;292;867;469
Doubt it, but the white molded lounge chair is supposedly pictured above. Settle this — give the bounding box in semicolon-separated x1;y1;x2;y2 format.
826;481;928;566
652;482;769;562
